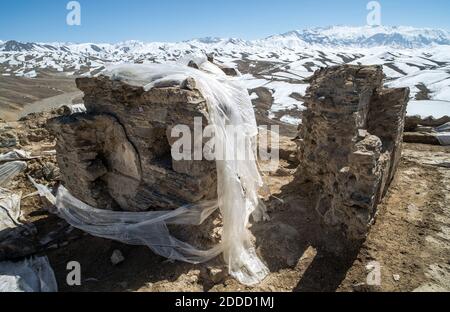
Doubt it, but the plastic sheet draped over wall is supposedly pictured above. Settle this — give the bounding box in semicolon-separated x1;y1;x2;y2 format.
31;60;270;286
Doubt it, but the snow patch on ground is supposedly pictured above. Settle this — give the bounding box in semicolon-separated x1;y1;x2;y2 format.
280;115;302;126
265;81;307;112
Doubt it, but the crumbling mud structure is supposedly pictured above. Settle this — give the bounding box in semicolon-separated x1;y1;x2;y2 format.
46;63;269;286
48;75;217;212
297;65;410;240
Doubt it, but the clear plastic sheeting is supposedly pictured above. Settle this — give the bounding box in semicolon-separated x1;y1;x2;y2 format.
178;53;227;78
0;256;57;292
32;61;270;286
0;150;32;162
0;161;27;187
0;188;22;240
68;103;87;114
0;150;30;187
436;134;450;146
32;182;223;262
435;122;450;146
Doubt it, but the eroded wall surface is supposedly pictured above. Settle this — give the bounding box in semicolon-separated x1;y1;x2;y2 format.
297;65;410;239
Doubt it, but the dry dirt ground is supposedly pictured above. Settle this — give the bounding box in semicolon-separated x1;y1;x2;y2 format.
0;71;80;121
1;113;448;292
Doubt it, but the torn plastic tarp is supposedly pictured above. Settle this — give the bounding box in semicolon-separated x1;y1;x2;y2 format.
60;103;87;114
0;256;57;292
31;181;223;261
0;189;55;292
0;150;30;187
0;188;22;241
70;104;87;114
0;161;27;187
0;150;33;162
31;60;270;286
435;122;450;146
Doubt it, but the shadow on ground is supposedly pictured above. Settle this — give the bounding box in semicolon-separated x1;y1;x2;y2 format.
252;175;363;292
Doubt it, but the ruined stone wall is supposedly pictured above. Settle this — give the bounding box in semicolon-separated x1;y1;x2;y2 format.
48;76;217;212
297;65;409;240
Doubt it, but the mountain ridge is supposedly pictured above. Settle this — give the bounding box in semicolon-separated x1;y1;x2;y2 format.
266;25;450;48
2;25;450;53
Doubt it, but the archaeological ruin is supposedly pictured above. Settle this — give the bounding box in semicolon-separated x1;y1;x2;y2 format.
297;65;410;240
48;74;217;212
48;63;410;244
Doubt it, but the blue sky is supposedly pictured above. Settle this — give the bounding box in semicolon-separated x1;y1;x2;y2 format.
1;0;449;43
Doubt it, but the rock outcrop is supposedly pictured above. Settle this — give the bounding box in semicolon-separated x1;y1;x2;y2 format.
48;75;217;212
297;65;410;240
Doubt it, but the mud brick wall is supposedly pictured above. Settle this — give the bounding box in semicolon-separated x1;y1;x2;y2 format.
297;65;410;239
48;76;217;212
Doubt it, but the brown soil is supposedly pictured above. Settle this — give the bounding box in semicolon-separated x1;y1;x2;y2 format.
0;70;78;121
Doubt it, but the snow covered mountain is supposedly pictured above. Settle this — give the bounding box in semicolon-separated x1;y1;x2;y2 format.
262;26;450;48
1;25;449;123
1;25;450;54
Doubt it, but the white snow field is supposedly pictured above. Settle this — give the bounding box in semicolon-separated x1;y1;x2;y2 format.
407;100;450;119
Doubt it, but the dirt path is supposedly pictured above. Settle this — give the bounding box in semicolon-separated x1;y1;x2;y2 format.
17;91;83;120
0;73;78;121
338;144;450;292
